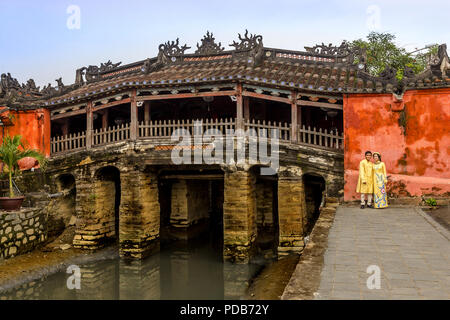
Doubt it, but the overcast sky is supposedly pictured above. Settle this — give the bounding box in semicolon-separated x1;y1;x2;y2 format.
1;0;449;87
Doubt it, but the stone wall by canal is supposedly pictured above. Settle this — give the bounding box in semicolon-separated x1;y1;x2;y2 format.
0;208;47;259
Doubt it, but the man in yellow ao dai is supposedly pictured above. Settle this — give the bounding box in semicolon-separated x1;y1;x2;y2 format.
356;151;374;209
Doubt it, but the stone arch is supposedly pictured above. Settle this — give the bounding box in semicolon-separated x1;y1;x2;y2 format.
55;173;76;192
94;165;121;242
302;172;326;234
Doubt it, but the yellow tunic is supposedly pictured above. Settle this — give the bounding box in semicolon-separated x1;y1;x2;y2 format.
356;159;374;194
373;161;388;208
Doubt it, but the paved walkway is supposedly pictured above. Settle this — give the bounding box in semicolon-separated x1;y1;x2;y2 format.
315;207;450;300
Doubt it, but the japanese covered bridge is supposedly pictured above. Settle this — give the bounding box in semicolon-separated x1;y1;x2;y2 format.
1;31;449;262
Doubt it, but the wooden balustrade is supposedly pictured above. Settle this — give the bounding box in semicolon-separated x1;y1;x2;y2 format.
93;123;130;146
51;132;86;154
298;125;343;150
138;118;236;138
50;119;343;155
244;119;290;141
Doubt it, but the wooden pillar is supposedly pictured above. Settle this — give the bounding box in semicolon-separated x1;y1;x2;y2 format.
243;96;250;120
236;84;244;130
86;101;93;149
61;119;69;137
291;91;298;142
262;100;267;120
130;89;137;140
102;109;109;129
144;101;151;123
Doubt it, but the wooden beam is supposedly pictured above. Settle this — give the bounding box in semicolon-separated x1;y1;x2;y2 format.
51;108;86;120
136;90;237;101
130;89;137;140
242;90;291;104
92;98;131;112
297;100;343;110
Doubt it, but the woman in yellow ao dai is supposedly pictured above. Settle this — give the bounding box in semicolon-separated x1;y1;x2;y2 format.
373;152;388;208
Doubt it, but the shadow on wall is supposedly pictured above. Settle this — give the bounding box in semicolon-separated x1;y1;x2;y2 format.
46;173;77;240
94;166;121;243
303;174;325;235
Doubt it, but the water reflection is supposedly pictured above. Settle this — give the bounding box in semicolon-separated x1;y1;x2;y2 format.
0;237;265;300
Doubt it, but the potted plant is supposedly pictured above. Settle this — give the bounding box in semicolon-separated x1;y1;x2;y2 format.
0;134;46;211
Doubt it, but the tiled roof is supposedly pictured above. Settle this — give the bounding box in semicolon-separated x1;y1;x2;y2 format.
1;31;449;109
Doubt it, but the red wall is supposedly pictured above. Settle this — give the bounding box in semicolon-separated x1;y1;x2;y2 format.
344;88;450;200
0;107;51;170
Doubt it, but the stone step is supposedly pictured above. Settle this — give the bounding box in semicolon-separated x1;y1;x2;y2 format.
326;197;339;204
326;202;340;208
320;207;336;214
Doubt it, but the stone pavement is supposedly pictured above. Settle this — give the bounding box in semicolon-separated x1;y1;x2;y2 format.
315;206;450;300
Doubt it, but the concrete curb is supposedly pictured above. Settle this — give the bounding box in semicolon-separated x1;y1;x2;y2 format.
414;207;450;241
281;205;336;300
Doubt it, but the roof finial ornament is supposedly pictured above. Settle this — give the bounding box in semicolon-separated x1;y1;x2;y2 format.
304;41;351;56
160;38;191;56
229;29;263;51
195;31;224;55
230;30;264;67
430;44;450;78
142;38;191;74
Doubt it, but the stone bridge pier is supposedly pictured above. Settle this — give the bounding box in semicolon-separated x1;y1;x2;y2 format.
277;166;307;256
118;167;160;259
223;167;257;263
72;162;160;259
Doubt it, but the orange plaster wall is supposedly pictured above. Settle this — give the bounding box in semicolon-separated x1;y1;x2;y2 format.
344;88;450;200
0;107;51;158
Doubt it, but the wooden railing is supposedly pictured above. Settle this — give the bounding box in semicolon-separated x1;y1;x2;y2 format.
93;123;130;146
298;125;343;150
51;132;86;154
50;119;343;155
138;118;236;138
245;119;290;141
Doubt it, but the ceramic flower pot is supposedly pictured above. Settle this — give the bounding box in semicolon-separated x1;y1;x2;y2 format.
0;196;25;211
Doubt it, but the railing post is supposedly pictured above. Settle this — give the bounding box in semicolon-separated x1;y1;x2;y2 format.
86;101;93;150
130;89;137;140
290;91;298;143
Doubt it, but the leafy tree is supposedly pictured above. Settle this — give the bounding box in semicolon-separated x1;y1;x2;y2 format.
0;135;47;198
351;32;437;80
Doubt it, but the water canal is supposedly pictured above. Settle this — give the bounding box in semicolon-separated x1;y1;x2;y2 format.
0;232;281;300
